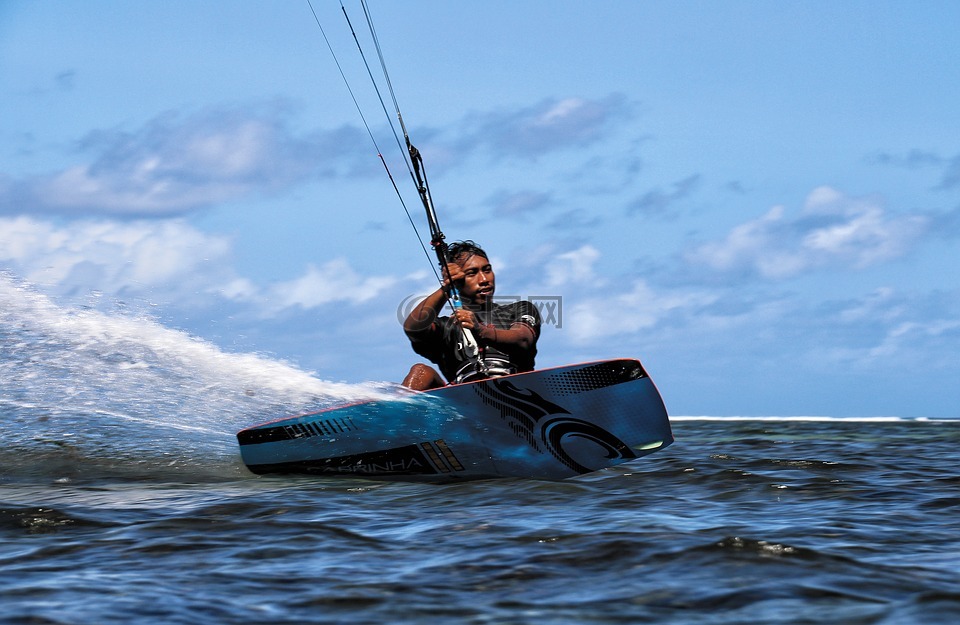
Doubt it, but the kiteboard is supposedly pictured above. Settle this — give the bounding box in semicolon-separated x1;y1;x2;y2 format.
237;358;672;481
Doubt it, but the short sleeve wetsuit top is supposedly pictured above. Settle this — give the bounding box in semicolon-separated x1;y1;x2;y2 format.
408;300;541;384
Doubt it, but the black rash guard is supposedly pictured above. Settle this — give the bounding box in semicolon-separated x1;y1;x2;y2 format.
408;300;541;384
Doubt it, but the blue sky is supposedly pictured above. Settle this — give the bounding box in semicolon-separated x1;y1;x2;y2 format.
2;1;958;418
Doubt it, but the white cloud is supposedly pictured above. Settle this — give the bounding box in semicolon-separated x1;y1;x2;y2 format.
1;106;370;218
0;216;232;299
627;174;701;217
263;258;394;312
461;94;634;158
565;279;717;343
685;186;929;279
837;287;902;323
0;216;408;319
0;96;636;219
545;244;602;288
486;190;552;219
801;193;921;267
819;316;960;371
219;277;259;301
0;216;407;318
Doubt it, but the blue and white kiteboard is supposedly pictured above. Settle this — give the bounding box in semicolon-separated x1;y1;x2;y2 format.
237;358;672;481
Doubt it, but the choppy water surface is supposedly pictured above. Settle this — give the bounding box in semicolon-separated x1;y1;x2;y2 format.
3;274;959;624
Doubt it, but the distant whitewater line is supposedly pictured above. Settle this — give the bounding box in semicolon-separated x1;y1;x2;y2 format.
672;415;958;422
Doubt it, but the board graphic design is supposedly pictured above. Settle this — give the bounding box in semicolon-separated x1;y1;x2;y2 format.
237;359;672;481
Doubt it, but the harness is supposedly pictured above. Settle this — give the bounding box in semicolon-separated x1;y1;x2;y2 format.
454;358;517;384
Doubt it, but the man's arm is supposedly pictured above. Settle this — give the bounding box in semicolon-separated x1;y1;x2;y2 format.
403;286;448;336
403;262;464;336
453;311;538;351
481;322;536;350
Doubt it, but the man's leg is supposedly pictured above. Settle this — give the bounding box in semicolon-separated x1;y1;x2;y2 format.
402;363;446;390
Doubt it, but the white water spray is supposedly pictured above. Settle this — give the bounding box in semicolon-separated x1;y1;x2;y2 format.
0;272;396;481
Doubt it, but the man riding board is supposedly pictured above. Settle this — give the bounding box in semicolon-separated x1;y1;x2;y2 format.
401;240;541;390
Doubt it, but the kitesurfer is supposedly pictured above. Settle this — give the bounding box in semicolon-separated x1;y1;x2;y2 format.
402;240;541;390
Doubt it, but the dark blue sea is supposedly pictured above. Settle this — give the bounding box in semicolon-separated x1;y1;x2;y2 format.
3;274;959;624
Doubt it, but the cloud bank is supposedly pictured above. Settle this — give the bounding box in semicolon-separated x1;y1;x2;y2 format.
684;187;929;280
1;95;636;220
0;215;396;314
0;105;371;218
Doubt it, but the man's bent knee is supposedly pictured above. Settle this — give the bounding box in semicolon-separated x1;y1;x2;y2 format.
402;364;445;391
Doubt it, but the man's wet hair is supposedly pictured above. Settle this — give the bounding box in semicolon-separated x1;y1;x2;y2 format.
447;240;487;264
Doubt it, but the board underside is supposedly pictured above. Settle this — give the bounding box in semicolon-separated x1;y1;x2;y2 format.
237;359;673;481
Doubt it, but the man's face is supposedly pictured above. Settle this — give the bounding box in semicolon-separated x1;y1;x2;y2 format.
455;253;495;305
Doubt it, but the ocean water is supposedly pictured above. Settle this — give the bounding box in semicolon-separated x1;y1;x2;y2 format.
3;274;960;624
